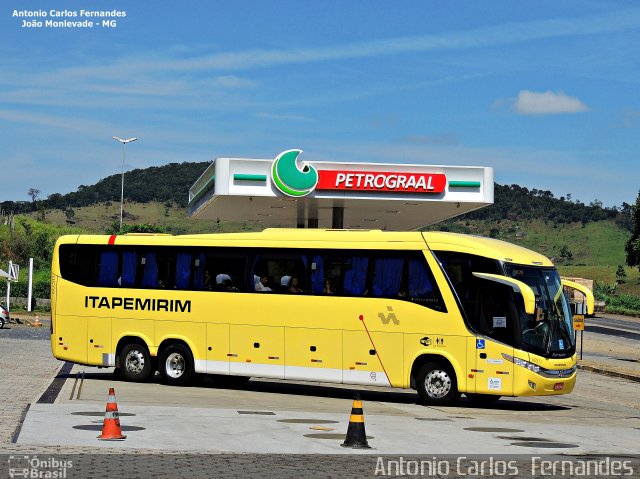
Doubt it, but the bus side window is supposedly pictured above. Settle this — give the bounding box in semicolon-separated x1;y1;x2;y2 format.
59;244;99;286
251;252;307;294
205;250;248;292
406;254;447;312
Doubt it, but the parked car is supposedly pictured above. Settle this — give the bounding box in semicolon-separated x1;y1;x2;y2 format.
0;304;9;328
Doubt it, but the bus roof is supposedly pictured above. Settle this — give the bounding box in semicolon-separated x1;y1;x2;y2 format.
422;231;554;267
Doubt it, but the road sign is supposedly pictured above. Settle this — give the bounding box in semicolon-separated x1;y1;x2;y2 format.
9;263;19;282
573;315;585;331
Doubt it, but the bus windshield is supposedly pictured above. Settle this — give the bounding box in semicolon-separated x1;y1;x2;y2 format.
503;264;575;358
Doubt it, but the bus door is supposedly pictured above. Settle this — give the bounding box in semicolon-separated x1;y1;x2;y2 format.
469;282;517;396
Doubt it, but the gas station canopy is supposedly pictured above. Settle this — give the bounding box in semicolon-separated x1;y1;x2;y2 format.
188;150;493;231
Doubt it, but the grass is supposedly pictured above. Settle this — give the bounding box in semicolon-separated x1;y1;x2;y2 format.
40;201;260;235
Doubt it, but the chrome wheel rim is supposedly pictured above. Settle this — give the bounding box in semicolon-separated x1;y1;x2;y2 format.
125;349;145;375
166;352;185;379
425;369;452;398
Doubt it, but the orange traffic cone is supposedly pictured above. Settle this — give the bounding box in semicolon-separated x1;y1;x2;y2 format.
30;316;42;327
97;387;126;440
341;394;371;449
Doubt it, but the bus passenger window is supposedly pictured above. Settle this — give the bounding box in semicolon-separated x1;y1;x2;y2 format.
203;250;247;292
251;252;307;294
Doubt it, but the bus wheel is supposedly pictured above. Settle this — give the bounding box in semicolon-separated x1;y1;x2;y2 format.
416;362;460;405
119;343;152;382
159;343;193;386
466;393;501;406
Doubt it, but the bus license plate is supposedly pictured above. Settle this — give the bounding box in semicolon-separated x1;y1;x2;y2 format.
554;383;564;391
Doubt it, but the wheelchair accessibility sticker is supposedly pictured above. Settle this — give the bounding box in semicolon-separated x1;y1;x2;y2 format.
476;339;485;349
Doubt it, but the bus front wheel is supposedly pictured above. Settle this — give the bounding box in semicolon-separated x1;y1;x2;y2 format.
416;361;460;405
119;343;152;382
159;343;194;386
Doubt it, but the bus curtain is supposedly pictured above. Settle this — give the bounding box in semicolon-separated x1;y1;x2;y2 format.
175;253;191;289
343;255;368;295
120;252;137;287
408;257;432;297
97;251;119;286
311;255;324;294
193;253;206;290
372;257;403;297
141;253;158;288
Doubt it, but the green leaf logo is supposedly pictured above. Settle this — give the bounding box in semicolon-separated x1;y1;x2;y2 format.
271;149;318;197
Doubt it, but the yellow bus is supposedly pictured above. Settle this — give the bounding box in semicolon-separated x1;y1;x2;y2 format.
50;229;592;405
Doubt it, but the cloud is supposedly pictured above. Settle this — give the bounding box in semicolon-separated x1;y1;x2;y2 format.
7;7;640;89
512;90;589;115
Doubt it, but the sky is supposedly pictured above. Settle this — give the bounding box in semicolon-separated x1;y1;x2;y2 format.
1;0;639;207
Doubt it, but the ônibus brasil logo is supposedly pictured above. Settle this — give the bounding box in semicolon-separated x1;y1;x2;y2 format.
271;149;318;197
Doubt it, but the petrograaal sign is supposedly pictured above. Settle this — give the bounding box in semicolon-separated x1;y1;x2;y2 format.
272;149;446;197
316;170;446;193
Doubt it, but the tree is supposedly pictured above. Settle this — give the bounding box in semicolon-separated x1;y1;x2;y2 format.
27;187;40;211
559;245;573;262
616;265;627;283
106;222;167;235
625;190;640;273
27;187;40;203
64;208;75;225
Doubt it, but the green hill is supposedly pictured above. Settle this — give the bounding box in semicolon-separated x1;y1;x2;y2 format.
0;161;637;308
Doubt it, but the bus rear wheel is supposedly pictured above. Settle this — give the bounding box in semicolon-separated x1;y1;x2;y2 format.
159;343;194;386
416;361;460;406
119;343;152;382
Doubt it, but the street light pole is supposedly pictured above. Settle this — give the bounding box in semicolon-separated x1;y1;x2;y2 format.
112;136;138;230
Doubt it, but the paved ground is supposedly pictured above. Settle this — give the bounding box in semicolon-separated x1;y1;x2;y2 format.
1;313;638;478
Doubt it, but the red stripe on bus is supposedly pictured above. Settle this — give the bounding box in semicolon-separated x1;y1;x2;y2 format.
108;235;116;245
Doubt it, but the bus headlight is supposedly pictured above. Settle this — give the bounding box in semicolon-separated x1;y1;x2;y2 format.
502;354;576;379
502;354;540;373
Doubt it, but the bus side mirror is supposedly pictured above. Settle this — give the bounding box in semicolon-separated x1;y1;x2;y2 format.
472;272;537;315
561;279;594;315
